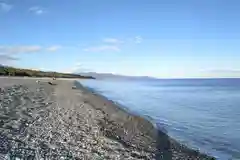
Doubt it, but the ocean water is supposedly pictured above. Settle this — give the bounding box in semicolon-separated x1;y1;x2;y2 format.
79;78;240;160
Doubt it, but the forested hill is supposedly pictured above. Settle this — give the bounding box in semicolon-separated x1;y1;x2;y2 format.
0;66;95;79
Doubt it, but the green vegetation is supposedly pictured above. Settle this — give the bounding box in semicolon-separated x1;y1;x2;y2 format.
0;66;95;79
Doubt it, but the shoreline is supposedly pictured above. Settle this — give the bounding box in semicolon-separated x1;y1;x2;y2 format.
75;80;216;159
0;77;215;159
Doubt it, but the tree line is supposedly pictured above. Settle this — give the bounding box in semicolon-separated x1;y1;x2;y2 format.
0;66;95;79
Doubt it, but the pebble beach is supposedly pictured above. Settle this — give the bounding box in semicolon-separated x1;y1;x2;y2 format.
0;77;215;160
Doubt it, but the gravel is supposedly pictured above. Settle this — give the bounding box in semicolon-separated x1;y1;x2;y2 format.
0;77;216;160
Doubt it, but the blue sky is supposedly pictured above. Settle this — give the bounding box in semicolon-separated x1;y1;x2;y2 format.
0;0;240;78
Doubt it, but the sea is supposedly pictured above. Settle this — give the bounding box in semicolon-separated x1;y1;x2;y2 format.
78;78;240;160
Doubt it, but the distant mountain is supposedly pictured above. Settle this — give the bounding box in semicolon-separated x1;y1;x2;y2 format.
77;72;157;80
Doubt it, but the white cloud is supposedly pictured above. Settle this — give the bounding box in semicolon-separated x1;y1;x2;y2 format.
83;38;122;52
0;45;62;54
0;2;12;12
0;54;19;65
46;45;62;52
83;45;120;52
83;35;142;53
103;38;123;44
29;6;45;15
62;62;92;73
0;54;19;61
0;45;42;54
75;62;81;67
134;36;143;44
39;67;46;71
61;67;79;73
202;70;240;78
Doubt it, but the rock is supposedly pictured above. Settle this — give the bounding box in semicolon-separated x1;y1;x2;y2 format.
131;151;144;159
72;86;77;89
0;133;10;154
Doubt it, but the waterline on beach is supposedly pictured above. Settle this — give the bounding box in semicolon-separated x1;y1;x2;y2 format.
79;78;240;159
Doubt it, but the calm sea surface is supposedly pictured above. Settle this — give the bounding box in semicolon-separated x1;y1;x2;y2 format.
79;79;240;159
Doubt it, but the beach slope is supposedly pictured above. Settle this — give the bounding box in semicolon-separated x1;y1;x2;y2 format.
0;77;215;159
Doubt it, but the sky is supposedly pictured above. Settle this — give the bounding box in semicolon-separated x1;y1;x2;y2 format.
0;0;240;78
